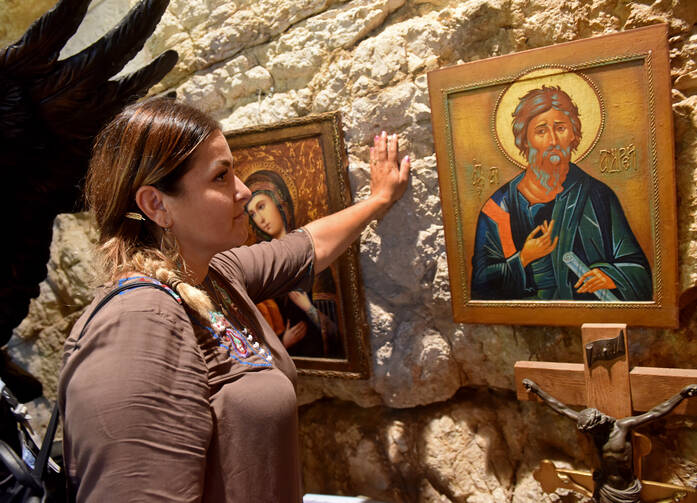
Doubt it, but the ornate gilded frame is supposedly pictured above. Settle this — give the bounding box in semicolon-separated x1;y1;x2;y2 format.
224;112;371;377
428;25;678;327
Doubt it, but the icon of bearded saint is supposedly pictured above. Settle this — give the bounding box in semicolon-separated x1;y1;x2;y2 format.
470;85;652;301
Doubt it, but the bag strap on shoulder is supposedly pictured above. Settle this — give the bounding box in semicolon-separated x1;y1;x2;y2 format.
41;281;180;492
76;281;179;345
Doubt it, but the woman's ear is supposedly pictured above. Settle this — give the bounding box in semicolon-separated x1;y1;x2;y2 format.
135;185;172;229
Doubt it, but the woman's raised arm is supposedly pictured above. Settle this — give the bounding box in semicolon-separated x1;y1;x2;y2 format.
303;131;410;273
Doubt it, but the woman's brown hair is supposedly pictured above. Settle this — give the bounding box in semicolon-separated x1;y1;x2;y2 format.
85;97;219;317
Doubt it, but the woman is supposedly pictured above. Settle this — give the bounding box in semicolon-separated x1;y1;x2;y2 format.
57;98;409;502
245;170;341;357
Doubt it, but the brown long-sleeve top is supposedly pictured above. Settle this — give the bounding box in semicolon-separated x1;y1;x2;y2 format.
58;231;314;502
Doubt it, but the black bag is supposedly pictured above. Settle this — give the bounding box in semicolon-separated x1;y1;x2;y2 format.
0;378;63;503
0;281;177;502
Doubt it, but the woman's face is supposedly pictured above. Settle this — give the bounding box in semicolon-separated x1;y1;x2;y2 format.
162;130;252;263
247;193;286;239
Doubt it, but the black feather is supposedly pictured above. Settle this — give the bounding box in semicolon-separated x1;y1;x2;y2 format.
50;0;171;93
111;49;179;104
0;0;92;74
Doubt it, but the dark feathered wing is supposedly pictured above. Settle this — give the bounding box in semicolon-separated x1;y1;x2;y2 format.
0;0;178;348
0;0;92;75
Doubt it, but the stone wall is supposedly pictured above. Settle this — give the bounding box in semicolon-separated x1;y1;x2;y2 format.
5;0;697;501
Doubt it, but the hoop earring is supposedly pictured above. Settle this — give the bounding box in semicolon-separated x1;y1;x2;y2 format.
160;227;171;251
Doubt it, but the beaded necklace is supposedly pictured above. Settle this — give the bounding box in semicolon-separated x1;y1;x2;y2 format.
202;274;273;366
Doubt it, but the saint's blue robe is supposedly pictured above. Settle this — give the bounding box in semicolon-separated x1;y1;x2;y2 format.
471;164;652;301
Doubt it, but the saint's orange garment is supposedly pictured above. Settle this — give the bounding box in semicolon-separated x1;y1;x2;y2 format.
257;298;285;335
482;198;516;258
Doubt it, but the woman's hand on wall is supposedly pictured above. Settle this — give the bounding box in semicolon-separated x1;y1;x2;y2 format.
369;131;410;217
303;131;411;272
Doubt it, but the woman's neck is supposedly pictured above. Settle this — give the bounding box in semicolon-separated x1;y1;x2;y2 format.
178;246;213;285
182;259;210;285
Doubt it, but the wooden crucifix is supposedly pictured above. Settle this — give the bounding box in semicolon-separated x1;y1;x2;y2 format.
515;323;697;502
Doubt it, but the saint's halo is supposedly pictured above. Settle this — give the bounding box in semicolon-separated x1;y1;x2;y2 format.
493;67;604;170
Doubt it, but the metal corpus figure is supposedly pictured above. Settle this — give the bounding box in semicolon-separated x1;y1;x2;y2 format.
523;378;697;503
0;0;177;392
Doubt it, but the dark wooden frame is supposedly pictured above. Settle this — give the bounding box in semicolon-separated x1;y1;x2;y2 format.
224;112;371;377
428;25;678;327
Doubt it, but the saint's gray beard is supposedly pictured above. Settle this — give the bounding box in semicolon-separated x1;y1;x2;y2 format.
528;145;571;193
